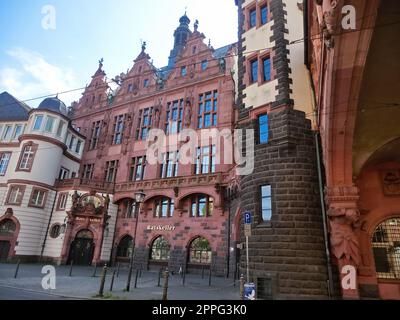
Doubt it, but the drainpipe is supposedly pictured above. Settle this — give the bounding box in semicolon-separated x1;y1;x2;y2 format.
40;190;58;262
225;189;232;278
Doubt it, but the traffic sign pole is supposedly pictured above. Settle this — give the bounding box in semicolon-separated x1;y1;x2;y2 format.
243;212;252;283
246;235;249;283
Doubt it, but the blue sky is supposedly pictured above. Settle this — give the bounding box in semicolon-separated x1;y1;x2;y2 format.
0;0;237;107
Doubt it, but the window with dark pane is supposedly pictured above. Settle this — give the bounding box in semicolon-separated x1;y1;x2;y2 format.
129;156;146;181
117;235;133;258
104;160;118;183
250;59;258;83
154;197;174;218
160;151;179;178
263;57;271;82
165;99;183;134
249;8;257;28
261;5;268;25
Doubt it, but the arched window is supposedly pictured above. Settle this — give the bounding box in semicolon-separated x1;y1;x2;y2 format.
372;217;400;280
50;224;61;239
76;229;93;239
190;195;213;217
150;236;170;261
154;197;174;218
189;237;212;264
0;219;16;236
117;235;133;258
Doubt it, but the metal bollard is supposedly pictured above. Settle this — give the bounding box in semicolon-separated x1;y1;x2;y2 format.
182;267;186;286
98;264;108;297
134;268;139;288
14;260;21;279
162;269;169;300
139;265;142;278
157;268;162;287
126;264;133;292
109;269;116;292
202;265;205;279
116;262;120;278
239;274;245;300
69;260;74;277
208;266;212;287
92;262;98;277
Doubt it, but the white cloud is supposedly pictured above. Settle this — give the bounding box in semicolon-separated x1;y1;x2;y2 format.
0;48;81;107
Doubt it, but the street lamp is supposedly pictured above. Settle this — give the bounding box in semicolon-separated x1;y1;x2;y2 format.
126;190;146;291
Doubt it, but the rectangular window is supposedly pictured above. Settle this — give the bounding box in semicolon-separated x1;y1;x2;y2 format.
261;5;268;25
190;195;213;217
44;116;55;133
144;79;149;88
75;140;82;154
129;156;146;181
18;144;36;171
195;145;216;175
165;99;183;135
57;193;68;211
58;167;70;180
6;185;25;205
90;121;102;150
198;91;218;129
33;115;43;131
69;136;75;150
29;188;47;208
82;164;94;179
154;198;174;218
259;114;269;144
261;185;272;222
104;160;118;183
181;66;187;76
249;8;257;28
113;114;125;145
250;59;258;83
2;125;12;140
201;60;208;71
128;83;133;93
160;151;179;178
0;153;11;175
263;57;271;82
56;121;65;137
13;125;23;140
137;108;153;140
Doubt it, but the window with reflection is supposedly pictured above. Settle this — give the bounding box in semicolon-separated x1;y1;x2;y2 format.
150;236;170;261
154;197;174;218
0;219;16;236
189;237;212;264
190;195;213;217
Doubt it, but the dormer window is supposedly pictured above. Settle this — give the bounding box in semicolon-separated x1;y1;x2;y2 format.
144;79;149;88
201;60;208;71
181;66;187;77
13;125;23;140
192;46;197;54
128;84;133;93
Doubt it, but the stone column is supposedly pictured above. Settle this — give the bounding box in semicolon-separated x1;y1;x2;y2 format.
325;185;361;299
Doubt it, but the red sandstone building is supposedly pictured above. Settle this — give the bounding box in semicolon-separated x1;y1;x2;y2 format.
68;14;238;274
307;0;400;299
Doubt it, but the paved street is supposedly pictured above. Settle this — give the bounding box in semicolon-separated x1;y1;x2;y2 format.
0;263;240;300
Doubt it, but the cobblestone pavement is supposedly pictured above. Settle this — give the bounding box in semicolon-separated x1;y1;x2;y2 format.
0;263;241;300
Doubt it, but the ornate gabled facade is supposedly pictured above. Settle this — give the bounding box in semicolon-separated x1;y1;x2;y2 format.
64;14;238;274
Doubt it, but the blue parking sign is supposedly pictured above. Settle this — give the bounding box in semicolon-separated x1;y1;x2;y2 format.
244;212;251;224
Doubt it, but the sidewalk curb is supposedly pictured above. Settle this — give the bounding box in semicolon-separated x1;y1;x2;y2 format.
0;284;96;300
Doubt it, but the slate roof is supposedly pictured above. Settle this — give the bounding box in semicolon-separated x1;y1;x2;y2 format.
38;97;68;116
0;91;31;122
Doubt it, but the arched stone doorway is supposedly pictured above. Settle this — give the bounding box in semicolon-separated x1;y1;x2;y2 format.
67;229;95;266
0;210;20;262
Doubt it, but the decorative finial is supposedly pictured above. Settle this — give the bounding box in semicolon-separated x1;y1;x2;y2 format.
99;58;104;68
208;39;211;48
141;40;146;52
194;19;199;32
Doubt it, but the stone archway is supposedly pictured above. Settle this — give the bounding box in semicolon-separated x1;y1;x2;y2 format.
0;209;20;262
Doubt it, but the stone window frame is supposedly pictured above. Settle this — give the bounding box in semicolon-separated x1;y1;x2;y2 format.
81;163;95;179
16;141;38;173
104;160;119;183
129;156;147;181
244;0;272;32
165;99;184;135
0;152;12;176
159;151;179;179
153;197;174;218
112;114;126;145
194;145;216;175
190;194;214;218
49;223;61;239
246;51;274;87
256;183;273;227
89;120;102;150
136;107;153;141
28;187;49;209
56;192;69;211
5;185;26;206
197;90;218;129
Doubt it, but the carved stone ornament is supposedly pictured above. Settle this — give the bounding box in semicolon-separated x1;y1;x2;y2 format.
315;0;339;49
328;206;361;266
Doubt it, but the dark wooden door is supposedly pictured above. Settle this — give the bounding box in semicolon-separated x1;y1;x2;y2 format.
68;239;94;266
0;241;10;261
